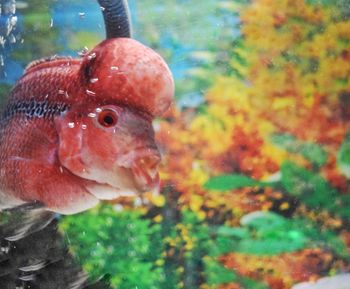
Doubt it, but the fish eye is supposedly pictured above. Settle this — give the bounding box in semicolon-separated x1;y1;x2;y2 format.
98;109;118;127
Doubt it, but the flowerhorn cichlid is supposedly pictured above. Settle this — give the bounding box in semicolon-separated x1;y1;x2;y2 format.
0;0;174;214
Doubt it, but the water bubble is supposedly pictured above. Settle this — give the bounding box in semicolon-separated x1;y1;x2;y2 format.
78;12;86;19
68;122;75;128
111;66;119;71
113;204;124;212
9;15;17;28
90;78;99;83
8;34;16;44
88;112;96;118
1;242;10;254
86;89;96;96
50;18;53;28
81;124;87;130
87;53;96;60
78;47;89;57
1;246;9;254
100;6;105;12
134;197;143;207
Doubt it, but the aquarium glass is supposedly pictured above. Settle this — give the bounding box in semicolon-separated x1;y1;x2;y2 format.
1;1;350;289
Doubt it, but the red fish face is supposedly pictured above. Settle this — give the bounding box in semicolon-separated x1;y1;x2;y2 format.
0;37;174;214
55;104;161;200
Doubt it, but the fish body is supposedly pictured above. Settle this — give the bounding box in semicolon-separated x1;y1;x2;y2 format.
0;38;174;214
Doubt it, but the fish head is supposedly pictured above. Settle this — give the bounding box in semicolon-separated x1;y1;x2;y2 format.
56;38;174;202
55;104;161;200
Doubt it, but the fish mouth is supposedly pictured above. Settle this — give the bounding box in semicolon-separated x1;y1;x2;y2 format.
131;165;160;193
84;166;160;201
117;149;161;195
68;148;161;201
85;181;140;200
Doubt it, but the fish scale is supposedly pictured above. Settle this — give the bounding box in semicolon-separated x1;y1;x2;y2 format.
2;100;68;120
10;58;82;104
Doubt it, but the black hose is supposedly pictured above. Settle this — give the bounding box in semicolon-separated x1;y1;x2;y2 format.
97;0;131;39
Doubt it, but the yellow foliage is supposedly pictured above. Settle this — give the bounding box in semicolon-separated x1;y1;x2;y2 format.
189;195;204;213
261;143;288;167
150;195;166;207
157;2;350;258
153;215;163;223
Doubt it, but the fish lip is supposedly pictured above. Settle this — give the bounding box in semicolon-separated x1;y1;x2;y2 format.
85;179;142;200
130;164;160;193
116;148;161;167
117;148;161;192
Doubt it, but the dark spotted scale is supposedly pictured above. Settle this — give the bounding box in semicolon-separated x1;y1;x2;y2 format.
2;100;68;122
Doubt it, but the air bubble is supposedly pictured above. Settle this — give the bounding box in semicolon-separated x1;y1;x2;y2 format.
113;204;124;212
88;53;96;60
90;78;99;83
78;47;89;57
86;89;96;96
1;243;10;254
134;197;143;207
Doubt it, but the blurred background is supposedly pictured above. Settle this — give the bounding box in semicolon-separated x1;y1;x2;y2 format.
2;0;350;288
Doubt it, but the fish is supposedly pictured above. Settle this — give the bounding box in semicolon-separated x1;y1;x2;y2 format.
0;0;174;215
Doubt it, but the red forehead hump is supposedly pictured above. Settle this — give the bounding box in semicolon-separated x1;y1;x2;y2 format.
80;38;174;117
